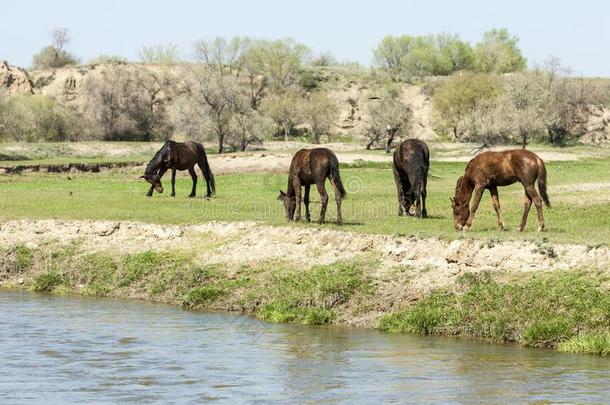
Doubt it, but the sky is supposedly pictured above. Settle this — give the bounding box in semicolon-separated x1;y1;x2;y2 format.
1;0;609;76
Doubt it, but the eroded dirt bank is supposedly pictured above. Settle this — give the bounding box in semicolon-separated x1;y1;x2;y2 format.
2;220;610;317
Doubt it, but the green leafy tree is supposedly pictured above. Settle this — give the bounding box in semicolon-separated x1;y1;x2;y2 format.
432;72;503;140
474;29;527;73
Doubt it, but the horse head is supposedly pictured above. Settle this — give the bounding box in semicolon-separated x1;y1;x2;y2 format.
451;176;470;230
141;174;164;193
277;190;296;221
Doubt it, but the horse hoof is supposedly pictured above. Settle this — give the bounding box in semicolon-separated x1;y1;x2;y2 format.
188;194;196;198
515;226;523;232
462;225;470;232
537;225;545;232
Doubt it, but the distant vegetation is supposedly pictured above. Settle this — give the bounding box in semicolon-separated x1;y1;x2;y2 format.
1;27;609;149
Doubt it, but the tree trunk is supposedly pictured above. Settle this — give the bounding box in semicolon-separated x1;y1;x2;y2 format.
283;123;289;142
520;130;527;149
311;130;318;144
218;133;225;154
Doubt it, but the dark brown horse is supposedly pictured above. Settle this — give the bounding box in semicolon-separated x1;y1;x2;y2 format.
277;148;346;225
451;149;550;232
141;140;215;198
393;139;430;218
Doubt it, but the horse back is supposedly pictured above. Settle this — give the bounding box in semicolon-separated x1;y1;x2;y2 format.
290;148;335;184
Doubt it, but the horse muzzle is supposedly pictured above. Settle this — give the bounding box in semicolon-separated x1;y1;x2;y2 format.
156;186;164;193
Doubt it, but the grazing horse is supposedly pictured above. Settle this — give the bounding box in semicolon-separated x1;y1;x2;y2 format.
277;148;346;225
141;140;215;198
451;149;550;232
393;139;430;218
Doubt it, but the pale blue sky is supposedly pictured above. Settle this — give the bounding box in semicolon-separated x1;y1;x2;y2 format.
1;0;608;76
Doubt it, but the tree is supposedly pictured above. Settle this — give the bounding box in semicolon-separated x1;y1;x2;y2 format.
242;39;310;93
32;27;78;69
373;34;475;80
138;44;180;64
365;96;412;152
260;91;304;141
432;72;502;140
226;109;273;151
83;66;174;140
301;93;338;143
474;29;527;73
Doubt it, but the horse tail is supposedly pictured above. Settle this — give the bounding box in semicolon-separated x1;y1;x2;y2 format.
406;148;429;197
197;144;215;195
330;157;347;200
537;158;550;208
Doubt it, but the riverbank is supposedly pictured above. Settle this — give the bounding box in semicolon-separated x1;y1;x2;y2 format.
1;219;609;355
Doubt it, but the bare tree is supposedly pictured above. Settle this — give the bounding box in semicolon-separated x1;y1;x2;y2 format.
366;97;412;152
301;93;338;143
260;91;303;141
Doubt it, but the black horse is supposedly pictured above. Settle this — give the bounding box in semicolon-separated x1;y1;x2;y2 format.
277;148;346;225
393;139;429;218
141;140;215;198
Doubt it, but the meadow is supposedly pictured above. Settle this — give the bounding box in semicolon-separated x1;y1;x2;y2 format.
1;156;610;245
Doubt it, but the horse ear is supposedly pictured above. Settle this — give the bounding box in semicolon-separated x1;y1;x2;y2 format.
277;190;286;200
139;175;146;179
450;197;454;203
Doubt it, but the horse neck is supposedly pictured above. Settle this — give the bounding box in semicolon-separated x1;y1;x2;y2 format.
285;177;296;197
145;145;169;175
458;177;474;205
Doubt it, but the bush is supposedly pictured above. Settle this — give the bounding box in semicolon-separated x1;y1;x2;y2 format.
32;46;78;69
32;271;64;292
0;95;82;142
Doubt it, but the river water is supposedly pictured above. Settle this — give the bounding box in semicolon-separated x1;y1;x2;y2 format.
1;290;609;404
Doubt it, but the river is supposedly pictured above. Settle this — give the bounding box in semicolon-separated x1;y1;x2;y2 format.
1;290;609;403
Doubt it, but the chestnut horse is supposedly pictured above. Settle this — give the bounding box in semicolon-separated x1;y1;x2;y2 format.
393;139;429;218
141;140;215;198
277;148;346;225
451;149;550;231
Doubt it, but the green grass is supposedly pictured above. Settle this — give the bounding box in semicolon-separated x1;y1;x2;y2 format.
2;158;610;244
1;244;371;326
378;270;610;351
558;333;610;355
244;260;371;325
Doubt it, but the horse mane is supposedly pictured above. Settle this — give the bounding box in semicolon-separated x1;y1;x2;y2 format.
454;174;473;204
145;141;172;175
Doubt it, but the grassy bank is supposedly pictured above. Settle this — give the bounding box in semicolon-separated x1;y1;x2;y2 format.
2;158;610;244
1;242;609;355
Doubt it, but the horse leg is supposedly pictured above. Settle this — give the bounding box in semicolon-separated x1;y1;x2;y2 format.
413;186;422;218
421;184;428;218
316;182;329;225
294;179;302;222
331;180;343;225
393;166;406;216
304;185;311;222
489;186;505;230
517;194;533;232
188;167;197;197
526;185;545;231
146;186;154;197
463;186;485;231
170;169;176;197
197;160;211;198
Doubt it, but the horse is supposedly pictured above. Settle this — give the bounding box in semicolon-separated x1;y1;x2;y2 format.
141;140;215;198
277;148;346;225
393;139;430;218
451;149;550;232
